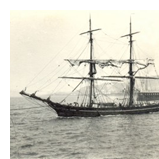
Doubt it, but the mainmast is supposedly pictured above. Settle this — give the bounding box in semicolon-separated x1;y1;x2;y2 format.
89;18;94;107
121;17;139;107
80;17;101;107
129;18;134;107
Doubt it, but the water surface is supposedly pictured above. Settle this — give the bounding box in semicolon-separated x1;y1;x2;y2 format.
10;97;159;159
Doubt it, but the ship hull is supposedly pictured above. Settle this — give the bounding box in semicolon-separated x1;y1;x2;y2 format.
19;91;159;117
48;102;159;117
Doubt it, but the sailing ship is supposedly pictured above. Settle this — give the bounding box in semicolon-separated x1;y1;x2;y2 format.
20;17;159;117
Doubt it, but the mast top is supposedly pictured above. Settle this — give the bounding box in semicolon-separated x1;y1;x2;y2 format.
80;17;101;35
121;17;140;38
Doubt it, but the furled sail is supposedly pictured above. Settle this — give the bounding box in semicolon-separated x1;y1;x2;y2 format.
65;58;154;69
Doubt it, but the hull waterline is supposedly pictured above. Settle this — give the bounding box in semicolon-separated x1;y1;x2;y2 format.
49;102;159;117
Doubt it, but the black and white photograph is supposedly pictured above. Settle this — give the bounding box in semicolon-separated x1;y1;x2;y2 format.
10;10;159;159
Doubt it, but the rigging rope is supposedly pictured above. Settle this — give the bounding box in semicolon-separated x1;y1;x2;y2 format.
25;23;88;89
11;106;46;111
60;79;84;104
26;37;90;95
37;66;71;91
101;29;128;45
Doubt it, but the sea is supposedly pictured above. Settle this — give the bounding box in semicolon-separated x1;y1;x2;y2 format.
10;97;159;159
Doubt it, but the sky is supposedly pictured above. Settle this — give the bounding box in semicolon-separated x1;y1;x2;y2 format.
10;10;159;97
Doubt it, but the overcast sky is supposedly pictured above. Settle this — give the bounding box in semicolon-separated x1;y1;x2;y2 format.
10;10;159;96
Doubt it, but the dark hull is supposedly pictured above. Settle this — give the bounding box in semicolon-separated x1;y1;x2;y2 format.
19;91;159;117
48;102;159;117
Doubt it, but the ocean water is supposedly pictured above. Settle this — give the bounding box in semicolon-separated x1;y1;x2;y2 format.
10;97;159;159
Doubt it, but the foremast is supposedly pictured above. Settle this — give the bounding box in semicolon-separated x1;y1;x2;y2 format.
80;18;101;107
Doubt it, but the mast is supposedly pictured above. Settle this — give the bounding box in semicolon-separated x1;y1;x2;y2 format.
89;18;94;107
80;17;101;107
129;18;134;107
121;17;139;107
